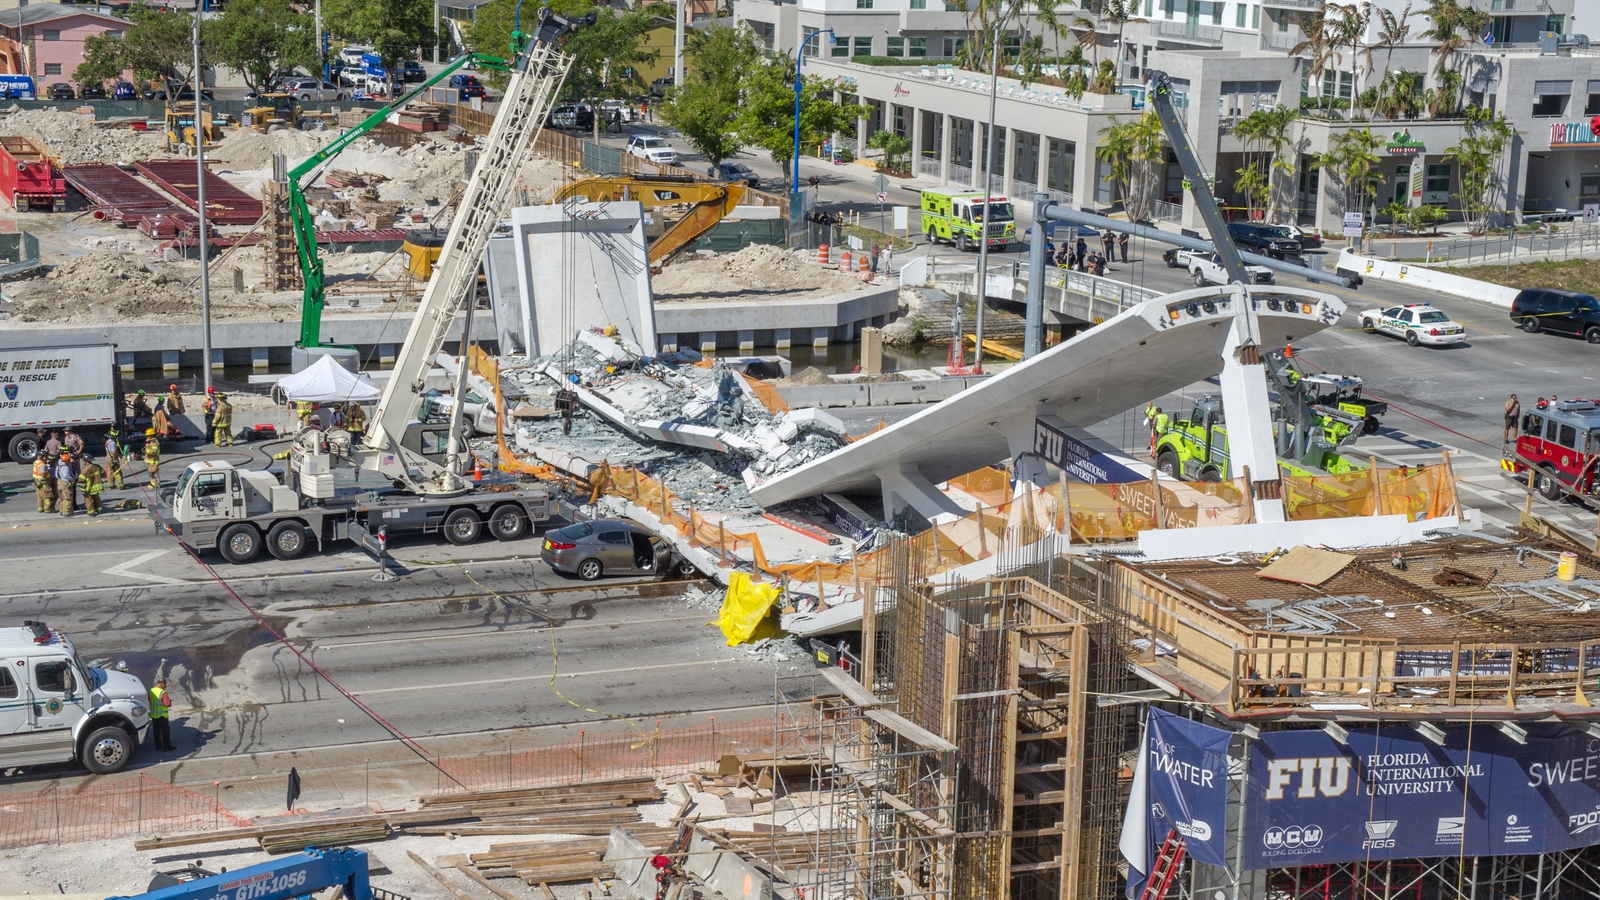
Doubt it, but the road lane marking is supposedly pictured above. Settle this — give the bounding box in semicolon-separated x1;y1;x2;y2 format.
100;549;188;585
318;613;711;649
350;658;744;696
0;548;153;563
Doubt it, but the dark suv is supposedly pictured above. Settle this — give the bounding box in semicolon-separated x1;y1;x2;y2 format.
1227;222;1301;258
1511;288;1600;343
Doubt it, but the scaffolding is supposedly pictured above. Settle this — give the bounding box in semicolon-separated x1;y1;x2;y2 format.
263;153;300;292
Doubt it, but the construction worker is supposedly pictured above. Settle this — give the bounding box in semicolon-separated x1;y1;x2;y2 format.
650;854;682;900
1151;406;1168;459
1144;402;1159;453
32;455;54;513
212;393;233;446
143;431;161;485
202;386;216;437
54;452;76;517
293;400;315;428
104;431;125;490
148;677;175;751
345;402;366;439
165;383;185;415
77;454;105;516
328;403;345;430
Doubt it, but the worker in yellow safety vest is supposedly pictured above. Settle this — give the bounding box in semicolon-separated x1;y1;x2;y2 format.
1150;407;1168;458
293;400;314;428
148;677;175;751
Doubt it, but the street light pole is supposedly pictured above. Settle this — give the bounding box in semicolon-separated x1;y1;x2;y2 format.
674;0;684;88
971;20;1004;372
193;3;213;396
791;29;835;197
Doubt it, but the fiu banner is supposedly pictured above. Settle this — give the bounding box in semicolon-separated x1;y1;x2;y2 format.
1123;709;1233;895
1246;722;1600;869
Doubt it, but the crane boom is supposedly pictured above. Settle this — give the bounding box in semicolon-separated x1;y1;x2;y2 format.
1145;70;1252;285
357;9;584;495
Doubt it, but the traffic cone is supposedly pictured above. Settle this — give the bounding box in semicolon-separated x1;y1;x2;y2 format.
858;254;870;273
840;251;852;273
1284;343;1293;358
817;244;829;265
473;462;483;482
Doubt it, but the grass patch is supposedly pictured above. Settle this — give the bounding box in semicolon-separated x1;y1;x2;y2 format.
1450;258;1600;295
839;223;914;252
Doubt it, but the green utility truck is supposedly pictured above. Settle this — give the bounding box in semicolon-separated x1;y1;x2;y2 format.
920;188;1015;252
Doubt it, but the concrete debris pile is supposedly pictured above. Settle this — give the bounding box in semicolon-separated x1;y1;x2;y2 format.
505;331;849;508
651;244;867;303
209;128;331;170
1;108;165;165
4;252;198;323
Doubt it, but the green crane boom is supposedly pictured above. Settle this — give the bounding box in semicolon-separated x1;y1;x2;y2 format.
290;54;506;356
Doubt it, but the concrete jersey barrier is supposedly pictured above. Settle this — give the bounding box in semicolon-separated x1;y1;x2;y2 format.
1339;250;1522;309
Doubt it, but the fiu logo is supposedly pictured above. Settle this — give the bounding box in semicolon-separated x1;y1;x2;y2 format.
1264;757;1353;800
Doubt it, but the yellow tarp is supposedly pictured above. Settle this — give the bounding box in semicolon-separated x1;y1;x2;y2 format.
716;571;782;646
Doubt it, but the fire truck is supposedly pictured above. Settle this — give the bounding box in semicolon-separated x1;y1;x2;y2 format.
1504;398;1600;505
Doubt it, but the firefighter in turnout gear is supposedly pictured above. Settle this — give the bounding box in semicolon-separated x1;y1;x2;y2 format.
165;384;185;415
78;455;105;516
212;393;234;446
32;456;54;513
345;402;366;441
54;452;76;517
143;433;161;485
104;432;125;490
293;400;314;428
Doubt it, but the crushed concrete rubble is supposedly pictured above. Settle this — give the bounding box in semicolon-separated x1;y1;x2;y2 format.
502;331;849;510
650;244;869;303
1;107;166;164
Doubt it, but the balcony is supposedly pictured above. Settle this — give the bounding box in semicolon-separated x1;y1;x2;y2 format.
1259;30;1297;52
1261;0;1321;8
1488;0;1552;11
1150;19;1224;45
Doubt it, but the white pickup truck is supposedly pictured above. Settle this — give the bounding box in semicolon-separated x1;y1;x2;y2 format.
1188;251;1275;286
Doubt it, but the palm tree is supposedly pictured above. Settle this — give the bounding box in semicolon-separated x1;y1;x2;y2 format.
1366;3;1411;107
1422;0;1463;80
1325;3;1369;119
1290;4;1333;113
1098;0;1133;89
1260;104;1300;220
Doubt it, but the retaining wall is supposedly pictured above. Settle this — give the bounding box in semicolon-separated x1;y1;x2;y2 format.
1338;249;1521;308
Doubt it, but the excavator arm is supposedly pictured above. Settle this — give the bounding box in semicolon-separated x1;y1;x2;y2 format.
551;175;747;266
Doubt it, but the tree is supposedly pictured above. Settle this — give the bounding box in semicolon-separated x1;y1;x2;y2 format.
734;52;856;174
1445;110;1516;233
1325;3;1367;119
75;7;218;89
868;128;911;174
1099;110;1164;222
1368;3;1412;87
1290;5;1334;114
1315;126;1383;224
468;0;657;100
212;0;318;93
324;0;433;74
660;23;763;166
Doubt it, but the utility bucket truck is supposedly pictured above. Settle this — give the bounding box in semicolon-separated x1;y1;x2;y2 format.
148;10;593;564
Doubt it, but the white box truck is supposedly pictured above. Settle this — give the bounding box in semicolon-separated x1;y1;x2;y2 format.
0;331;123;464
0;621;150;773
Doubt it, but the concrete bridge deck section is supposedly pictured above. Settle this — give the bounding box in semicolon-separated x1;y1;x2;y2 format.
748;285;1344;516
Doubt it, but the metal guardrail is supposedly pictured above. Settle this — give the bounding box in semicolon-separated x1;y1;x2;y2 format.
1151;199;1183;223
930;260;1160;326
1374;222;1600;267
1259;31;1297;52
919;156;942;177
1150;19;1224;44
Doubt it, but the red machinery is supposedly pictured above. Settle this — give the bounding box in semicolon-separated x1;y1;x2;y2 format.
0;136;64;211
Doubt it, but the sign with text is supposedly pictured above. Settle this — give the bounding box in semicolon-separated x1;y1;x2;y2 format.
1551;121;1600;147
1033;415;1145;484
1343;212;1364;237
1146;709;1232;866
1245;722;1600;869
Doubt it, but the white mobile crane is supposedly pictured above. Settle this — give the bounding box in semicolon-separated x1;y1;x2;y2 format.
150;10;587;564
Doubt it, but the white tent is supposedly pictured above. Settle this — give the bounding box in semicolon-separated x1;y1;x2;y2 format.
276;354;382;403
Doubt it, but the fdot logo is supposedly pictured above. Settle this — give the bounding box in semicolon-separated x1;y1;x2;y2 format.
1263;824;1324;850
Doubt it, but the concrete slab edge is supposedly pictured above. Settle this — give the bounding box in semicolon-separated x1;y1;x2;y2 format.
1339;250;1520;309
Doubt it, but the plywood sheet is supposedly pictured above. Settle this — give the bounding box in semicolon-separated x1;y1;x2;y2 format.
1255;546;1355;586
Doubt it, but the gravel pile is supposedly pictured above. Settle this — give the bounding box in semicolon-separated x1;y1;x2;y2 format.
1;108;165;164
209;128;331;169
652;244;866;302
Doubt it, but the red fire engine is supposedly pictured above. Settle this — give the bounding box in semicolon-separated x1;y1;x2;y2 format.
1505;399;1600;505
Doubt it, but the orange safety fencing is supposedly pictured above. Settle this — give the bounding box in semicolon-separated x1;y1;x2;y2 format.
0;772;248;850
1285;461;1458;522
434;714;813;794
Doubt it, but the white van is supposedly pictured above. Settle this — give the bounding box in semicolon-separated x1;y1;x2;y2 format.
0;622;149;774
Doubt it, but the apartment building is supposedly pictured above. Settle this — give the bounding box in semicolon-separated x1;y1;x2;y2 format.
733;0;1594;230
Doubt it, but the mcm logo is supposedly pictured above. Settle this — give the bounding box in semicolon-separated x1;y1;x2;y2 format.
1264;757;1353;800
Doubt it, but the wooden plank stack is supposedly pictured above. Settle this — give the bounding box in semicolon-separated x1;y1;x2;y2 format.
396;103;450;132
411;776;663;837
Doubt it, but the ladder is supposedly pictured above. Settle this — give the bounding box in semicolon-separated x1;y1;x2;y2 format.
1138;828;1189;900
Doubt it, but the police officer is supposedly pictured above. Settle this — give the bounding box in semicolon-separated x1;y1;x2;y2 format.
77;453;105;517
104;431;125;490
148;677;175;751
63;427;83;456
54;452;76;517
32;455;55;513
213;393;234;446
143;432;162;486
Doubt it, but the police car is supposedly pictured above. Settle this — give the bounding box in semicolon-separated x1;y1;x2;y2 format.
1358;303;1465;347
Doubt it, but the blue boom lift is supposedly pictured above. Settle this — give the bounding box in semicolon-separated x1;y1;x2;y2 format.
112;847;373;900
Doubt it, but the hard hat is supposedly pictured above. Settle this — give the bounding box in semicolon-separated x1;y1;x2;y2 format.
207;386;215;394
145;428;156;436
169;384;177;391
60;451;70;459
137;389;146;395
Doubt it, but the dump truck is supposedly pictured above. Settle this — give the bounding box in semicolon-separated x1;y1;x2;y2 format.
0;330;123;464
0;136;65;211
920;187;1015;252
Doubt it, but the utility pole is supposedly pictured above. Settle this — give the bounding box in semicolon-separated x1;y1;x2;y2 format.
971;20;1003;371
315;0;326;84
193;3;213;395
673;0;684;88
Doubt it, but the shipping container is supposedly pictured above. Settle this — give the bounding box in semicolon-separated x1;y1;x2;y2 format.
0;136;65;211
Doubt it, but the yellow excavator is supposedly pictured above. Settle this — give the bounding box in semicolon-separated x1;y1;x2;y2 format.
550;174;748;268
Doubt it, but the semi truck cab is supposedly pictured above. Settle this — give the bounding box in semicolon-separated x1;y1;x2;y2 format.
0;622;149;774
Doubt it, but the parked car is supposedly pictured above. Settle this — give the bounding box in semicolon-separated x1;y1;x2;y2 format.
285;79;345;101
548;103;594;130
1189;251;1274;285
649;76;675;97
400;60;427;83
78;84;107;100
540;519;679;580
626;134;678;165
46;82;76;100
448;73;487;100
1226;222;1301;258
1510;288;1600;343
1287;224;1322;250
1360;303;1466;347
111;81;136;100
708;161;760;187
269;69;310;92
337;46;369;66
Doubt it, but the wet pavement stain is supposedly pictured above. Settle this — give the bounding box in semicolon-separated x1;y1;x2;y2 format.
115;613;293;688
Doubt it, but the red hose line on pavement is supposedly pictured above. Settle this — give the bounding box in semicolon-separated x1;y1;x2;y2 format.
1293;354;1502;452
137;479;464;786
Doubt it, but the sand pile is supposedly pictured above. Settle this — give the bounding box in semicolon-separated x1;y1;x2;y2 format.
209;128;331;169
652;244;866;302
1;108;165;164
